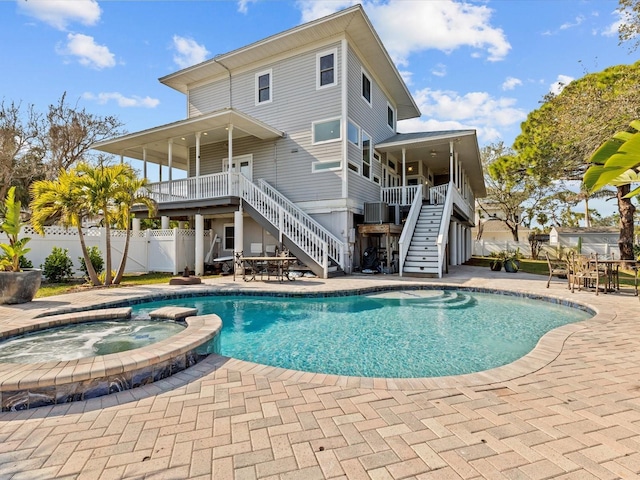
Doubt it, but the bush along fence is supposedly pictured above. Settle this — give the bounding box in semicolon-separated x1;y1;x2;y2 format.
20;226;211;278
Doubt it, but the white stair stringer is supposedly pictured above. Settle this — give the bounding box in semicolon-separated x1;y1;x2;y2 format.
403;204;445;275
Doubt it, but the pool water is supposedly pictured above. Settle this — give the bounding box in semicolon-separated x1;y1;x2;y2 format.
132;289;591;378
0;320;186;363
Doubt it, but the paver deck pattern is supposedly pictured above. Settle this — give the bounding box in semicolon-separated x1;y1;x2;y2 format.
0;266;638;479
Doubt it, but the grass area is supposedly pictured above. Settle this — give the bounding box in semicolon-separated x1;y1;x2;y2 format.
35;272;205;298
466;256;638;286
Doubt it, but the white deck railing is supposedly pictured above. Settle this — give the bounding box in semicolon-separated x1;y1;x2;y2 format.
147;172;229;202
436;182;454;278
398;185;424;277
381;185;422;206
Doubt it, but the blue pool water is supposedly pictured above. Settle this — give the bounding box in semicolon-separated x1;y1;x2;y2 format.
132;289;591;378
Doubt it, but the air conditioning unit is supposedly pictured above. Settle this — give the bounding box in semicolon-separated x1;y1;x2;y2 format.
364;202;389;224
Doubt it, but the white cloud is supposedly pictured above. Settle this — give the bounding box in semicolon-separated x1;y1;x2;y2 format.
400;87;527;143
560;15;585;30
82;92;160;108
502;77;522;91
549;74;574;95
431;63;447;77
601;10;623;37
172;35;209;69
237;0;259;14
17;0;101;30
296;0;511;65
57;33;115;69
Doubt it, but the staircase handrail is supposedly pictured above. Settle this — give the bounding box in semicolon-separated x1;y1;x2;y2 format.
237;174;329;277
398;184;424;277
435;182;454;278
257;179;345;269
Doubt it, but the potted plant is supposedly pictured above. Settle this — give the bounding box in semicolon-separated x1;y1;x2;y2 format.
504;248;522;273
0;187;41;304
489;251;505;271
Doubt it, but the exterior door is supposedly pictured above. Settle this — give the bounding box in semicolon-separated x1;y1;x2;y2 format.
224;154;253;181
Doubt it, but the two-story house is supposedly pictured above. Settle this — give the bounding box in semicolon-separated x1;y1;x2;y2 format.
92;5;485;278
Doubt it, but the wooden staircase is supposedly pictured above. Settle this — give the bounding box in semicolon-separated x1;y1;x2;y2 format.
402;203;444;276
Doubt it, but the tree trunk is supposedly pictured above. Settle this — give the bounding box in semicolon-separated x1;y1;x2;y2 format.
617;184;635;261
113;223;131;285
77;225;101;286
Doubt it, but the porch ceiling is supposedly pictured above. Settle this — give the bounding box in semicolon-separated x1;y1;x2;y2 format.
91;108;284;171
377;130;486;197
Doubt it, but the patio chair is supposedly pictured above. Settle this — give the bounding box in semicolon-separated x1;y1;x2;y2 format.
545;253;570;289
571;253;606;295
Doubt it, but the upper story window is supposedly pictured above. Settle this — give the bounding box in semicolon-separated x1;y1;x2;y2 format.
256;69;272;105
362;70;372;105
317;49;337;89
387;103;395;130
348;120;360;146
362;131;372;179
312;118;341;144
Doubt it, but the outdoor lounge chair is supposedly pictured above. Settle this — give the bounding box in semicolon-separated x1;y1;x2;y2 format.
545;253;570;289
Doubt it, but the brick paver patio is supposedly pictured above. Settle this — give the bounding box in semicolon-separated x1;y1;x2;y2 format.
0;266;639;479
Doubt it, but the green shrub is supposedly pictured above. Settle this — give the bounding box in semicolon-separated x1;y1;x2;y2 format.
42;247;74;282
19;255;33;269
78;246;104;278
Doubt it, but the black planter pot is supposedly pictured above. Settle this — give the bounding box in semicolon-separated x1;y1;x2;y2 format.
504;260;520;273
0;269;42;304
489;260;503;271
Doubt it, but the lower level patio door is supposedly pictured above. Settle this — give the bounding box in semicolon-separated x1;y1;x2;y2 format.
224;154;253;181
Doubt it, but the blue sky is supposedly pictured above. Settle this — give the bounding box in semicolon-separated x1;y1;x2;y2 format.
1;0;637;219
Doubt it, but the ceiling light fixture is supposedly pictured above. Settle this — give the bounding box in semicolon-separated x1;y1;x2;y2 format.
430;150;437;157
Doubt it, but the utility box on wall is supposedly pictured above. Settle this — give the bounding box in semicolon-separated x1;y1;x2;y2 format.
364;202;389;224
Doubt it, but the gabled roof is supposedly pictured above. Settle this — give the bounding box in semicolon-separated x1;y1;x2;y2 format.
377;130;486;197
159;5;420;121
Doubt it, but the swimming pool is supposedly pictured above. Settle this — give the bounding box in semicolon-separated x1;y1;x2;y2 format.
133;289;592;378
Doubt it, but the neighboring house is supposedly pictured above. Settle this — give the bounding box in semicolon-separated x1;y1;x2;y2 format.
473;201;530;242
92;5;486;278
549;227;620;254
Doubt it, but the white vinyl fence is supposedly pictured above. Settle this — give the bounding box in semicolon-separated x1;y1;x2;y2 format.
473;240;621;259
20;226;209;278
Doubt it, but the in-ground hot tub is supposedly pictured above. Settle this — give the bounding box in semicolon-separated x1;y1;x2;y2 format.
0;307;222;411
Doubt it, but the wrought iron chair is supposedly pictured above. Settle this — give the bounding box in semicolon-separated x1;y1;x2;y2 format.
545;252;569;289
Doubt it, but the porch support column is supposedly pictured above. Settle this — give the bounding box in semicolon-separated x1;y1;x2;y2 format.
227;125;234;195
195;132;201;199
234;205;244;277
142;147;148;180
168;139;173;197
120;153;124;164
132;218;141;233
449;141;454;185
401;147;407;205
161;216;170;229
195;213;204;276
449;220;457;266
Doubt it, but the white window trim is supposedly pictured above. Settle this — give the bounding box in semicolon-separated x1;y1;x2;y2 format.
386;102;396;131
361;130;372;180
312;117;342;145
316;48;338;90
312;160;342;173
255;69;272;105
223;224;234;251
347;119;360;146
348;161;360;174
361;68;372;107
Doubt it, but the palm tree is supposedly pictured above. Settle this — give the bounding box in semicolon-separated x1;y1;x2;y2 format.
30;168;102;286
112;169;156;284
566;182;616;228
75;161;135;285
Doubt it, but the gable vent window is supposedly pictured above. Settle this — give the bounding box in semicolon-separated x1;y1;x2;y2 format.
387;104;395;130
